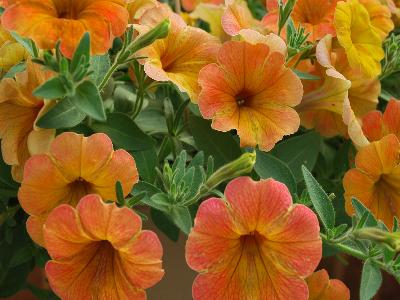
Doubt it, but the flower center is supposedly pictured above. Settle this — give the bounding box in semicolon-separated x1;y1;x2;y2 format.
236;91;250;107
54;1;82;19
292;1;330;25
67;178;93;206
239;231;264;255
374;174;399;214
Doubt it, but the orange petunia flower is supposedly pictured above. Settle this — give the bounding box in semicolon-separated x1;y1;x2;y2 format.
359;0;394;40
1;0;129;58
263;0;338;41
222;0;267;36
44;194;164;300
198;39;303;151
185;177;322;300
297;35;379;137
307;269;350;300
181;0;224;12
137;5;220;102
343;134;400;229
362;99;400;142
0;61;55;182
18;132;138;246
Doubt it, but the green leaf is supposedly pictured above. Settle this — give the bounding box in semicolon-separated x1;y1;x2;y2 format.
3;62;26;78
170;206;192;235
69;81;106;121
37;98;86;129
189;116;241;168
33;76;67;99
90;55;110;86
115;181;125;206
70;32;90;72
92;112;155;151
360;260;382;300
381;72;400;99
352;198;378;227
255;150;297;196
150;208;179;242
272;131;321;181
302;166;335;230
10;32;38;57
132;147;158;183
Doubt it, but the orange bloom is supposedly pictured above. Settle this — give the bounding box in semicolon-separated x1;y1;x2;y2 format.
186;177;322;300
138;6;220;102
18;132;138;246
297;35;379;137
307;269;350;300
1;0;129;58
127;0;158;23
44;194;164;300
198;40;303;151
222;0;267;36
343;134;400;229
0;61;55;182
181;0;224;12
263;0;338;41
359;0;394;40
362;99;400;142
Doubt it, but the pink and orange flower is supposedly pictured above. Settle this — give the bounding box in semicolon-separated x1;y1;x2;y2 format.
18;132;138;246
44;194;164;300
138;5;220;102
1;0;129;58
186;177;322;300
263;0;338;41
181;0;224;12
198;39;303;151
343;134;400;229
362;98;400;142
307;269;350;300
0;61;55;182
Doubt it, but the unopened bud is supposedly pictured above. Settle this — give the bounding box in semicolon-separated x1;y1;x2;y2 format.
128;19;170;54
354;228;400;252
205;151;256;191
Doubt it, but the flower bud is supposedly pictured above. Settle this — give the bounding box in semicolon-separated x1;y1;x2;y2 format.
205;151;256;191
354;228;400;252
129;19;170;54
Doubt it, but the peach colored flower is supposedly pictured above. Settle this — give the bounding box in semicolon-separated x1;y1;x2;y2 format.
18;132;138;246
307;269;350;300
44;194;164;300
0;61;54;182
297;35;379;137
190;3;230;41
138;5;220;102
198;40;303;151
127;0;158;23
263;0;338;41
334;0;384;78
185;177;322;300
1;0;129;58
181;0;224;12
359;0;394;40
343;134;400;229
222;0;267;36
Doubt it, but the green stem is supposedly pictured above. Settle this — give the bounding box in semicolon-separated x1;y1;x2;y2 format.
98;62;119;91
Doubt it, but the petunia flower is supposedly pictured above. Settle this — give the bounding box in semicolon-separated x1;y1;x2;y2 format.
128;0;159;23
0;60;55;182
222;0;267;36
263;0;338;41
1;0;129;58
359;0;394;40
0;23;28;75
334;0;385;78
181;0;224;12
185;177;322;300
137;5;220;102
44;194;164;300
343;134;400;229
307;269;350;300
297;34;379;137
362;98;400;142
18;132;139;246
198;39;303;151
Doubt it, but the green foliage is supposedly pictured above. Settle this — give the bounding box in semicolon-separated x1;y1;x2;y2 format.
302;166;336;230
189;116;242;168
277;0;296;35
360;260;382;300
255;151;297;196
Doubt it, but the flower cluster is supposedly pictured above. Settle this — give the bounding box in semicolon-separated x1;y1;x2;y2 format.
0;0;399;298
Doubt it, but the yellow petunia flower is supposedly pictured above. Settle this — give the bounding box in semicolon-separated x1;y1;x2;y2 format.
334;0;384;78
